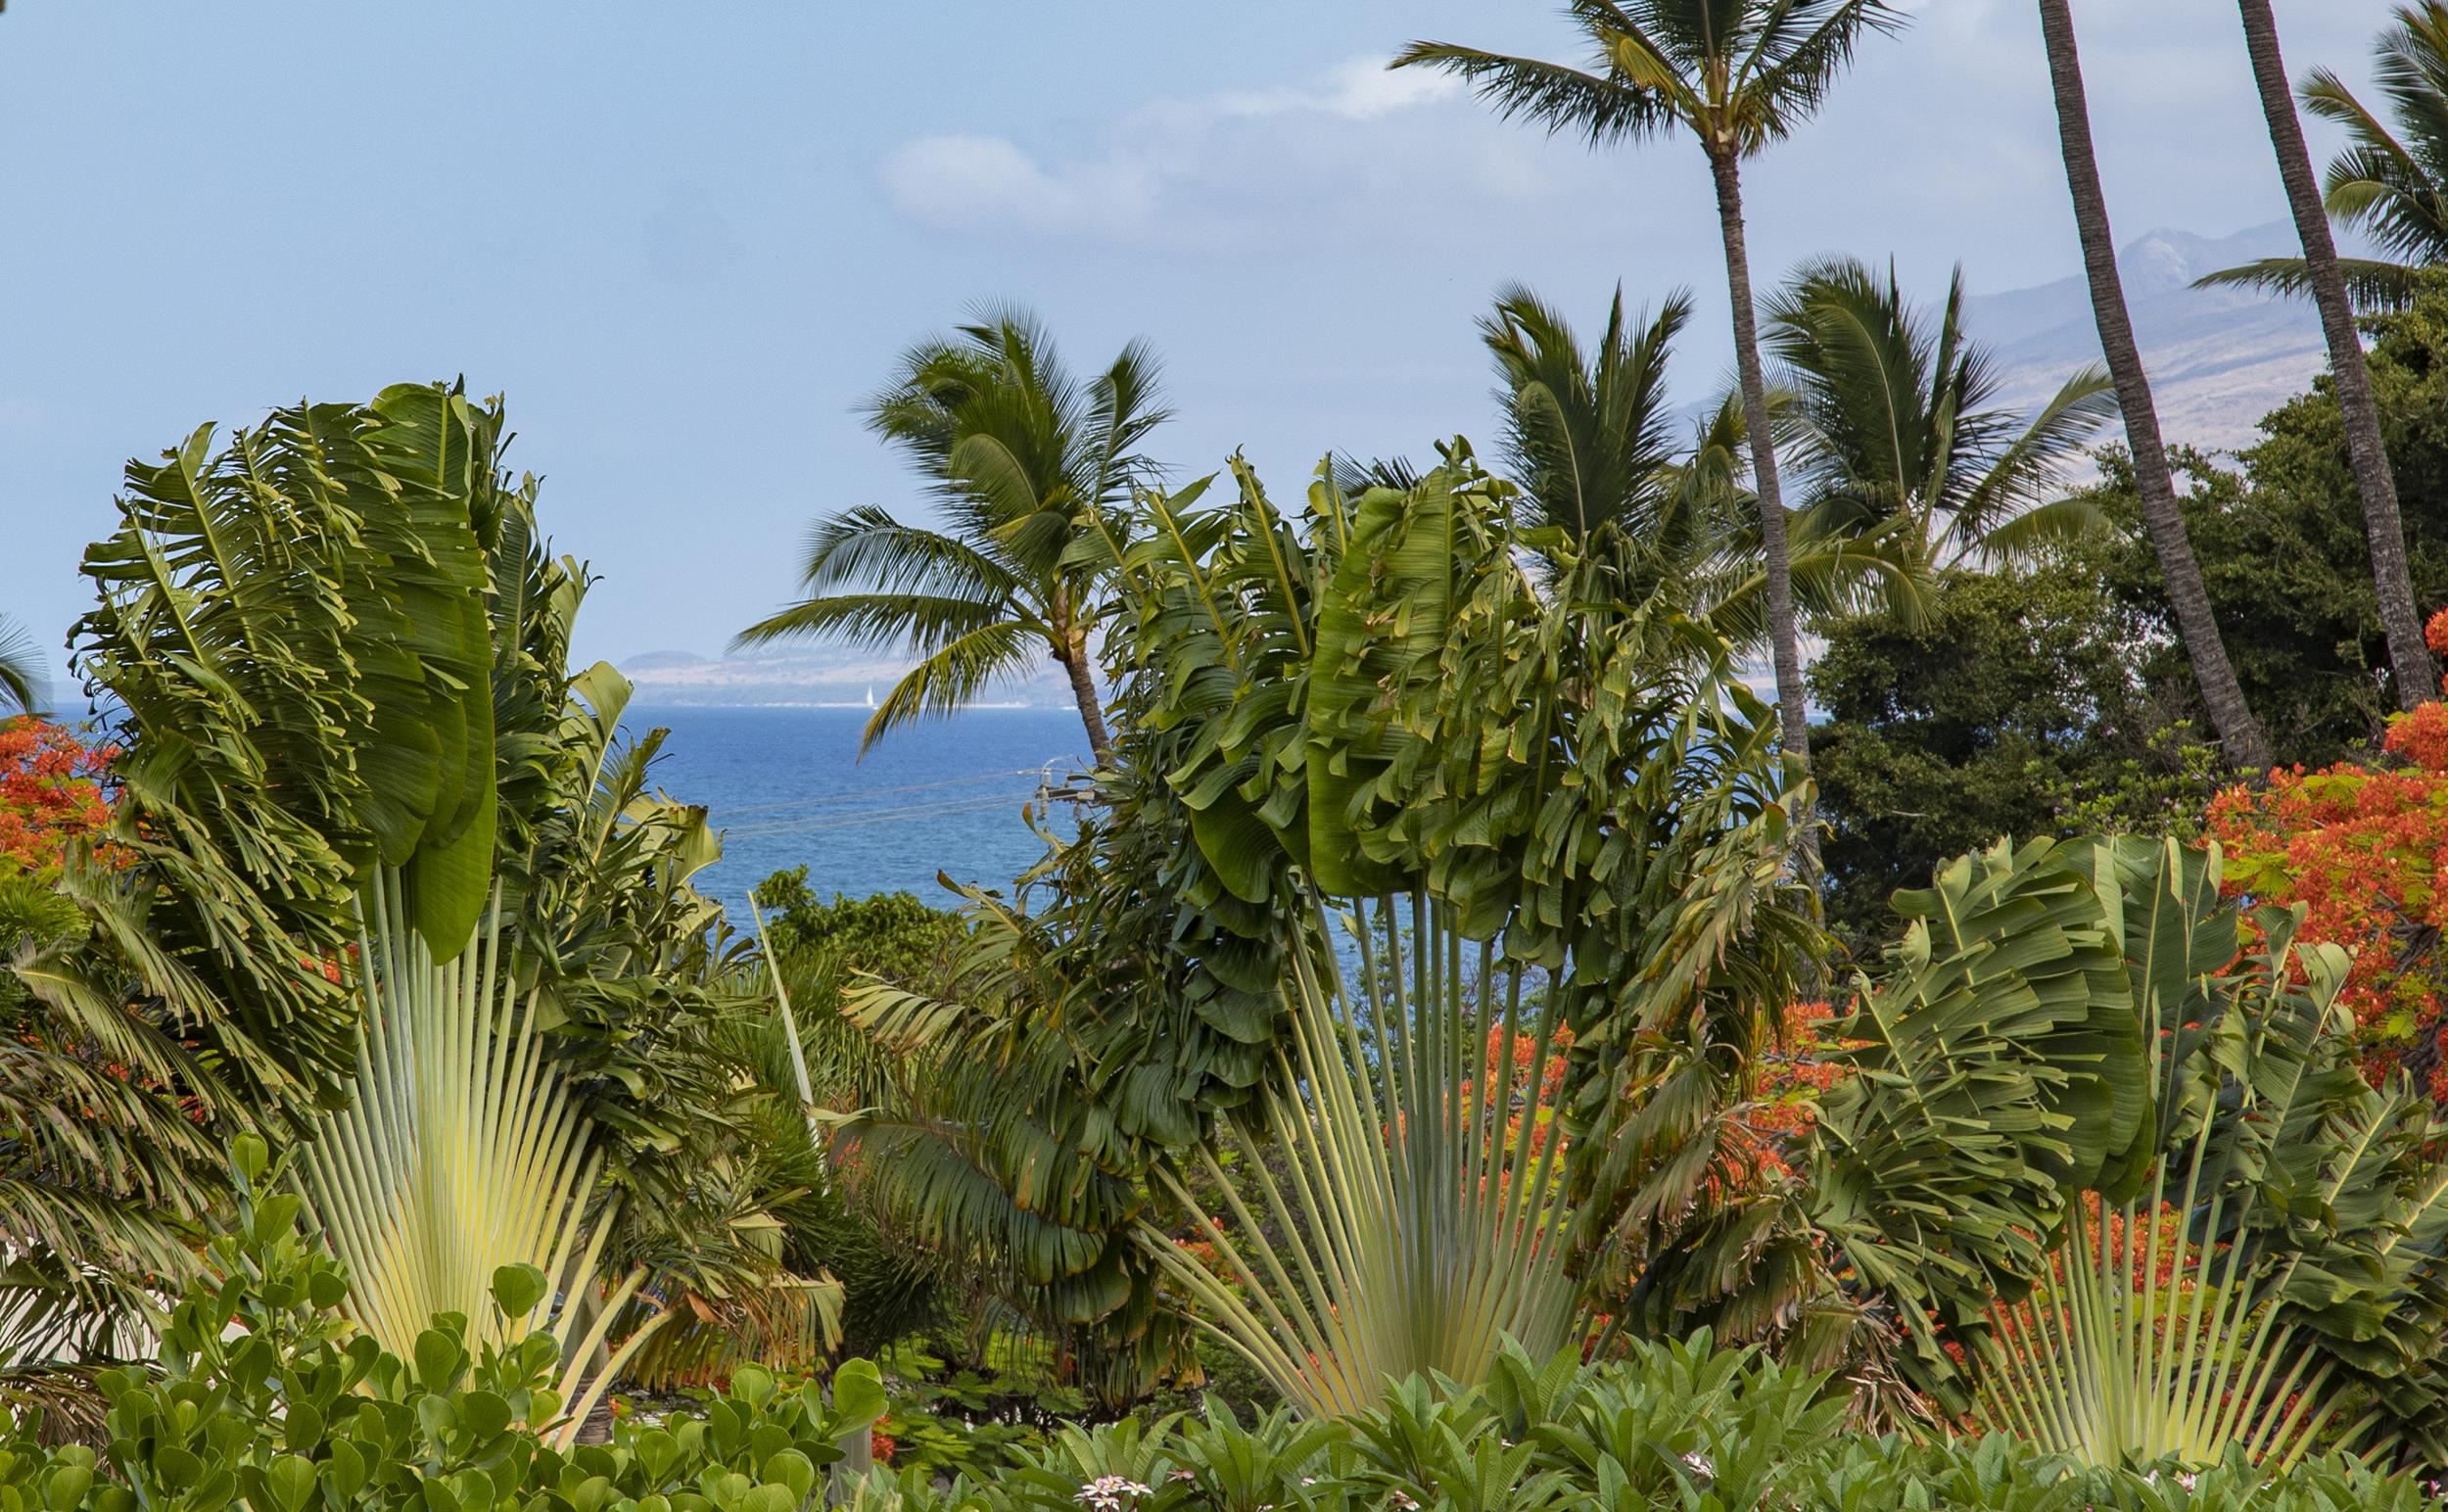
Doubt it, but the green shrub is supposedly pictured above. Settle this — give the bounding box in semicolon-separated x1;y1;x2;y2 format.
0;1140;884;1512
843;1336;2430;1512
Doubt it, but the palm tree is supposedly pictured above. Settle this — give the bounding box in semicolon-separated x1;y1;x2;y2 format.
0;615;41;715
1481;283;1691;577
1395;0;1907;796
2035;0;2273;771
738;308;1167;762
2224;0;2434;710
2202;2;2448;311
1479;281;1922;636
1765;257;2117;590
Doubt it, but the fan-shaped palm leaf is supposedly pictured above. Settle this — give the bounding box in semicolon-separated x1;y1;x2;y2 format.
293;874;667;1448
1144;893;1581;1419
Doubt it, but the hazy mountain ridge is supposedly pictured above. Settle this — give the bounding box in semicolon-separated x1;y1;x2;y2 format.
1970;219;2332;453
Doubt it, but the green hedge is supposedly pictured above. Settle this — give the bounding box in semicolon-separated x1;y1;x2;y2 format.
868;1344;2429;1512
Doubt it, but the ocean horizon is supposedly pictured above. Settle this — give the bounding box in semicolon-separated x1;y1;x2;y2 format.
619;702;1094;925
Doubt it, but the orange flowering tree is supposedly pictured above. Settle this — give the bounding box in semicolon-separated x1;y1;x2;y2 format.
2210;609;2448;1099
0;715;118;879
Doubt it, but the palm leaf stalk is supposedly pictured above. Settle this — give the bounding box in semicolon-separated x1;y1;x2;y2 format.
1144;893;1580;1419
293;873;667;1448
1977;1194;2357;1468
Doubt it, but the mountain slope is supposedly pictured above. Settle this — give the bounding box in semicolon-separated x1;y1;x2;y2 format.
1971;219;2331;452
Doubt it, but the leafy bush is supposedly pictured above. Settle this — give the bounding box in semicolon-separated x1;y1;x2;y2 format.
844;1334;2430;1512
0;1140;884;1512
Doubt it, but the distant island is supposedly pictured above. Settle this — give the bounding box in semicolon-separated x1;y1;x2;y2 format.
621;644;1073;708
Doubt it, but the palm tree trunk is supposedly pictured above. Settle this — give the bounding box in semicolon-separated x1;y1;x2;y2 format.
1059;643;1114;765
2237;0;2432;709
2038;0;2273;771
1707;145;1820;869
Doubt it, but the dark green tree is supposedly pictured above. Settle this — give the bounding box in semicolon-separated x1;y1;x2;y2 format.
2073;285;2448;764
1809;564;2191;949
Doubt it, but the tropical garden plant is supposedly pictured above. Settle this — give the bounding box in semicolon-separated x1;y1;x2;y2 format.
737;308;1167;761
1;382;818;1432
1807;832;2448;1465
1396;0;1909;804
1145;894;1579;1417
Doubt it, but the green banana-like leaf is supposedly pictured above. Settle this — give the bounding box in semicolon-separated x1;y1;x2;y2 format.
1809;835;2142;1383
1304;473;1472;898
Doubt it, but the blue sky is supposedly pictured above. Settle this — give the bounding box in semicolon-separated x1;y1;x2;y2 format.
0;1;2392;692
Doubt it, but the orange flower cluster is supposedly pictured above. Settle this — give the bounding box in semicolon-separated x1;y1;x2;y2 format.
2209;609;2448;1100
1459;1017;1573;1168
0;716;119;880
1745;1001;1847;1175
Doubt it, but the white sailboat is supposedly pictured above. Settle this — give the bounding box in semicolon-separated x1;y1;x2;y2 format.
864;685;876;710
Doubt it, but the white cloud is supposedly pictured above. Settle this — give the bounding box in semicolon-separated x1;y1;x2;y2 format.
876;54;1467;243
879;133;1162;238
1212;54;1462;121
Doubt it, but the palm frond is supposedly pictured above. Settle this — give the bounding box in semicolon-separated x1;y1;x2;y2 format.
1142;893;1582;1418
1388;42;1674;147
292;874;668;1449
0;618;44;715
2192;255;2427;310
862;620;1043;753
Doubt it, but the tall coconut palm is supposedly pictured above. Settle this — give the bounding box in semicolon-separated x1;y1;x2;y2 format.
0;615;41;715
1395;0;1907;797
2035;0;2273;771
738;308;1167;762
1765;257;2117;592
2203;2;2448;311
2223;0;2433;709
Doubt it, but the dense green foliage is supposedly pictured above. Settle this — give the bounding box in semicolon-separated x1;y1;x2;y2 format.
2068;284;2448;764
0;1141;884;1512
858;1335;2424;1512
1808;565;2205;946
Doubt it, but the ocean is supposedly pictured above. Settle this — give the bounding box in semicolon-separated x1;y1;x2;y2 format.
619;704;1095;924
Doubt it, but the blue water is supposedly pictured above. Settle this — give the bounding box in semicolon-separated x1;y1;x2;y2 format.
617;705;1094;923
